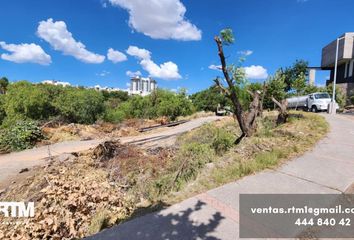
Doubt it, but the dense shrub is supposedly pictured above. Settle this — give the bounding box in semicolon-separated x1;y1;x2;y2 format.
154;127;233;195
190;85;230;112
2;81;112;125
212;128;234;154
107;89;195;122
54;88;105;124
102;90;129;103
4;81;56;120
0;95;6;125
263;71;287;109
2;81;196;128
326;85;346;108
171;143;214;190
103;108;126;123
0;120;43;152
153;90;195;120
350;95;354;105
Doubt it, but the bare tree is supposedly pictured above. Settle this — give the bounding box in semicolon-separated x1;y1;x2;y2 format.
213;29;261;143
258;82;267;118
271;97;288;125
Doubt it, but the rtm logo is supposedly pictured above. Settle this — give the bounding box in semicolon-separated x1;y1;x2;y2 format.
0;202;34;218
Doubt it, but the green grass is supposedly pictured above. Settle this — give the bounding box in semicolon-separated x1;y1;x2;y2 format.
100;111;329;220
168;111;329;203
87;209;111;235
85;111;329;233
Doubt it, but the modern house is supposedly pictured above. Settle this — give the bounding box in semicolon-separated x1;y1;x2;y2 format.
129;76;157;96
322;32;354;96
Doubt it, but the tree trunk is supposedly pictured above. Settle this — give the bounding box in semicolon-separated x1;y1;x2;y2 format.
271;97;288;125
214;36;261;143
258;82;267;118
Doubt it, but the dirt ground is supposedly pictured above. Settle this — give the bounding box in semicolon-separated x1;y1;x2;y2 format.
39;119;161;145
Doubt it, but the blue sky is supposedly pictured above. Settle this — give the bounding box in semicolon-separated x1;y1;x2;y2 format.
0;0;353;93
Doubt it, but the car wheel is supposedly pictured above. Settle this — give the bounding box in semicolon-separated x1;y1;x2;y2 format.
311;106;317;113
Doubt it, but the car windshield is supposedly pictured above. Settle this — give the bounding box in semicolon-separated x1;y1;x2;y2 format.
314;93;330;99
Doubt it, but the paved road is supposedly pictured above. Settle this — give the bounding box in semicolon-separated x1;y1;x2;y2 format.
0;116;222;185
87;114;354;240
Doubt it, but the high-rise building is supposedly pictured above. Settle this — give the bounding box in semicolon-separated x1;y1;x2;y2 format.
129;76;157;96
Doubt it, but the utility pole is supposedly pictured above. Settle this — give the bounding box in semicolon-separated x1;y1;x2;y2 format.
329;36;344;115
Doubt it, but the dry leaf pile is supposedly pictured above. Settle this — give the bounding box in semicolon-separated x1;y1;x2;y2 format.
0;140;175;240
0;146;137;239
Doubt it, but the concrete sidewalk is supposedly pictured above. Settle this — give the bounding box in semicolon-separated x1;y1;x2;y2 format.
87;114;354;240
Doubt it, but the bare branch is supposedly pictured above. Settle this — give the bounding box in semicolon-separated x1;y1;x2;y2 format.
271;96;282;109
213;78;230;96
214;36;246;134
214;32;263;140
271;96;289;125
258;82;267;117
246;90;254;97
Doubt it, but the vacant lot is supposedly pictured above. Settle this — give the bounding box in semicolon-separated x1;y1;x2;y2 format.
0;111;329;239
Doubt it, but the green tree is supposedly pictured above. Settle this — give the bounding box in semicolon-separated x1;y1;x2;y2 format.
190;85;230;112
0;95;6;125
213;29;262;142
54;88;105;124
101;90;129;102
106;89;195;122
326;85;346;108
303;84;325;95
292;72;307;96
155;89;195;120
4;81;55;120
281;60;308;92
102;90;129;109
263;71;287;109
0;120;43;152
0;77;9;94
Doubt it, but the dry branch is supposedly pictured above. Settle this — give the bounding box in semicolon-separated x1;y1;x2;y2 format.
271;96;288;125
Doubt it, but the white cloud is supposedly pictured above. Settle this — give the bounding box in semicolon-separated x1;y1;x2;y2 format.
97;70;110;77
208;64;221;71
0;41;51;65
109;0;201;41
107;48;127;63
238;50;253;56
140;59;181;80
126;46;151;59
244;65;268;79
126;70;141;77
209;63;268;79
126;45;181;80
37;18;105;64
